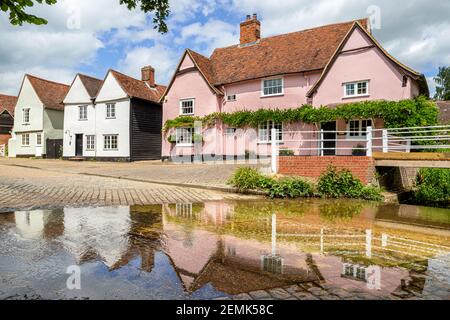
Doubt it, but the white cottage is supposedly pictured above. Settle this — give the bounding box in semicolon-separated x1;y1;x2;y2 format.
8;75;69;158
63;74;103;159
63;67;165;161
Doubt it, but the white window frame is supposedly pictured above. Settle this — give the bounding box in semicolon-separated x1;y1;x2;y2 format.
36;133;42;146
86;135;95;151
261;77;284;97
21;133;30;146
179;98;195;116
343;80;369;98
23;108;30;124
176;127;194;147
347;119;373;139
106;103;116;119
258;121;283;143
103;134;118;151
79;105;88;121
227;94;237;102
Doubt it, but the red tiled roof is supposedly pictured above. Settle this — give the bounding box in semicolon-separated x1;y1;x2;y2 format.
109;70;166;103
209;19;368;85
26;75;70;111
0;94;17;116
184;19;368;88
78;74;103;99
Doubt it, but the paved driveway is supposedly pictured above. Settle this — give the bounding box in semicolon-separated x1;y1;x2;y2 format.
0;158;269;190
0;158;264;212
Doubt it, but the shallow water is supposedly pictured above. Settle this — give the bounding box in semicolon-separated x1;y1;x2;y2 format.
0;199;449;300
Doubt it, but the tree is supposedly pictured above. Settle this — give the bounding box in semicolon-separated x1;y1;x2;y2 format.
0;0;170;33
120;0;170;33
434;66;450;101
0;0;57;25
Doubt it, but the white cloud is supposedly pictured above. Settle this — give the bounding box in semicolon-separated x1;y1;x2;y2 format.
176;19;238;54
118;45;180;84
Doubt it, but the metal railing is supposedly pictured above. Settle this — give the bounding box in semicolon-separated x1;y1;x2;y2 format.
271;125;450;173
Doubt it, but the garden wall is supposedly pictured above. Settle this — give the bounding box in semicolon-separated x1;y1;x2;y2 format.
279;156;375;184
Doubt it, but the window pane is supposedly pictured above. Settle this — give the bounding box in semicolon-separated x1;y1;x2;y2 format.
358;82;367;95
263;79;283;96
176;128;193;145
346;84;355;96
181;100;194;115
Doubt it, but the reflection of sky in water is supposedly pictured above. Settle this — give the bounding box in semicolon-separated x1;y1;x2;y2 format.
0;199;449;300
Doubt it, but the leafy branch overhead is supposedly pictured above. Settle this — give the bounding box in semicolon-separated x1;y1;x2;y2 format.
0;0;57;25
0;0;170;32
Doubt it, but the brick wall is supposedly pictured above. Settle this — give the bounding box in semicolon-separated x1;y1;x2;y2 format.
278;156;375;184
0;134;10;146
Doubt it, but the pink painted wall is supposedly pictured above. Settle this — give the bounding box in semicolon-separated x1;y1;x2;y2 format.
162;55;221;157
223;73;320;112
312;27;420;107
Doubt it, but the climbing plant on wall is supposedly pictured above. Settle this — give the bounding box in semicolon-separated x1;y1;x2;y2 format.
163;96;439;133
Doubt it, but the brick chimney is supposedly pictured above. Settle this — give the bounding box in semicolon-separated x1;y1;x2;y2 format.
141;66;155;87
240;13;261;45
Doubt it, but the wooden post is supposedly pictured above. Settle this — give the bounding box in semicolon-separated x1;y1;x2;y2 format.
366;126;373;157
271;128;278;174
382;129;388;153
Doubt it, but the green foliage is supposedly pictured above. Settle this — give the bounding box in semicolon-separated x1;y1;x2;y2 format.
227;167;312;198
1;0;57;25
267;178;313;199
2;0;170;32
352;144;366;156
227;167;273;192
167;134;176;143
434;66;450;101
414;168;450;207
279;149;295;156
163;97;439;132
119;0;170;33
317;167;383;201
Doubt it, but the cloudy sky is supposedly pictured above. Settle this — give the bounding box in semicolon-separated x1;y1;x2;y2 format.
0;0;449;96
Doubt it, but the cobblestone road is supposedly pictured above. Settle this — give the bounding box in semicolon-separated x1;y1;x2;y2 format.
0;163;258;212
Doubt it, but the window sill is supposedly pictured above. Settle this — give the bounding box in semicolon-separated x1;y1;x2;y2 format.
106;117;116;120
78;119;88;121
257;142;284;145
22;123;30;126
342;94;370;100
176;144;194;148
261;94;284;99
104;149;118;151
180;113;195;116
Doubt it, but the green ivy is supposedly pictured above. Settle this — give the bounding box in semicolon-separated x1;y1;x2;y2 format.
163;96;439;132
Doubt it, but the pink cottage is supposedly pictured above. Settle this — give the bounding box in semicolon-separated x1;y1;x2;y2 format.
161;15;428;161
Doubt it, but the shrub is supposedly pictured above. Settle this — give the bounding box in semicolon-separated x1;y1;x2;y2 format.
227;167;272;192
352;144;367;156
414;168;450;207
317;166;383;201
268;178;313;199
167;135;176;143
279;149;295;156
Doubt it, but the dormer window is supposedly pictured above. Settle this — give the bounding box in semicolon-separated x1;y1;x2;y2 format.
23;108;30;124
79;105;88;120
180;99;195;115
344;81;369;98
262;78;284;97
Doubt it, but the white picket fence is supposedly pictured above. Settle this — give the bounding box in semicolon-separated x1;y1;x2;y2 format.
270;125;450;173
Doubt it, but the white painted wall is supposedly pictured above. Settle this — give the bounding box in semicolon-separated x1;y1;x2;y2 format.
63;75;96;158
63;72;131;159
95;99;131;158
11;77;45;156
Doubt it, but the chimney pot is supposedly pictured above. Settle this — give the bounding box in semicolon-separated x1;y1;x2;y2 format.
141;65;155;87
240;14;261;45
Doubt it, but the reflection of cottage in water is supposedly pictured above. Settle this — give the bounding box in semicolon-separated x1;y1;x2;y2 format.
13;209;64;239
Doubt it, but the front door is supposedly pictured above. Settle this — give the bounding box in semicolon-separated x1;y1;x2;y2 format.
75;134;83;157
321;122;336;156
